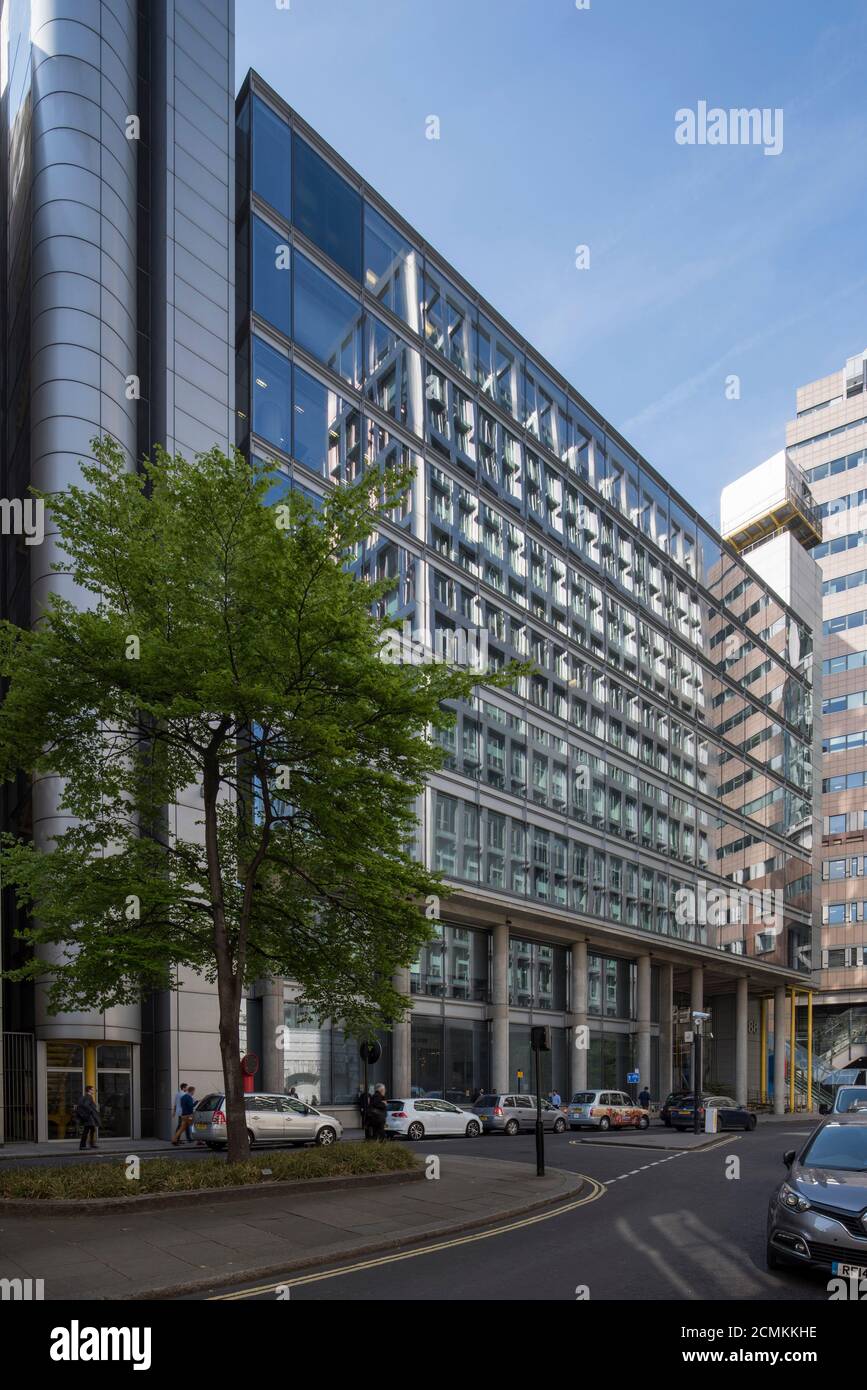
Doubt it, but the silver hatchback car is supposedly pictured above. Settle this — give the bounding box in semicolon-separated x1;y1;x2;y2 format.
471;1093;567;1135
192;1092;342;1149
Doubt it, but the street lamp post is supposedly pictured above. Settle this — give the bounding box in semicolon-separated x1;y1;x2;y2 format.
692;1011;710;1134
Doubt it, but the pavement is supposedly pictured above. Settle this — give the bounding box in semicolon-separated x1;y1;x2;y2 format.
0;1154;585;1300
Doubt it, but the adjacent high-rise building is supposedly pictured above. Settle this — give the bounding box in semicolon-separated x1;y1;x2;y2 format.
0;7;824;1143
793;350;867;1088
0;0;235;1142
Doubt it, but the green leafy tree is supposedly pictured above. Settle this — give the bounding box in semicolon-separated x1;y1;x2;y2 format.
0;440;520;1160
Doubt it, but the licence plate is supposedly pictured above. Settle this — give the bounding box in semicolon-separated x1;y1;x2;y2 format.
194;1123;207;1131
832;1261;867;1278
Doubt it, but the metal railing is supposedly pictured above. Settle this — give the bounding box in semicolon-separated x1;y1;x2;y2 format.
2;1031;36;1143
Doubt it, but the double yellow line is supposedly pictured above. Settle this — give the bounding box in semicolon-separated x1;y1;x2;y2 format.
209;1174;606;1300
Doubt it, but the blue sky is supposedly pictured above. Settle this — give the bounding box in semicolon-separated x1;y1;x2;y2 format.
236;0;867;532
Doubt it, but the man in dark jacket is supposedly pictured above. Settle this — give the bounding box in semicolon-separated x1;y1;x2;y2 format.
366;1083;388;1142
77;1086;101;1151
172;1085;197;1145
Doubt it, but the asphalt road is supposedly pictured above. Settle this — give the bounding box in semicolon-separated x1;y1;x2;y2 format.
193;1122;833;1302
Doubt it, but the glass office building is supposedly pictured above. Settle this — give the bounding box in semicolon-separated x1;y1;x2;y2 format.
235;71;820;1111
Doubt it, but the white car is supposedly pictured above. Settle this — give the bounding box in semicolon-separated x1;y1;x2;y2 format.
385;1097;483;1140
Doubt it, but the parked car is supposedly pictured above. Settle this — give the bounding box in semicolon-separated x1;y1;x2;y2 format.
567;1090;650;1132
670;1095;756;1132
192;1092;342;1148
822;1085;867;1116
767;1115;867;1278
386;1098;483;1140
659;1090;690;1127
471;1094;568;1135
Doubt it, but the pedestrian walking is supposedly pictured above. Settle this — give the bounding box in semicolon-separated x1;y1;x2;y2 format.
285;1085;298;1098
549;1089;562;1109
172;1085;197;1146
638;1086;651;1110
172;1082;194;1144
366;1083;388;1142
76;1086;101;1150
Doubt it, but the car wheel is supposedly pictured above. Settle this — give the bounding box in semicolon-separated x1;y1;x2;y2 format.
766;1240;782;1270
407;1121;425;1141
465;1120;481;1138
504;1119;520;1136
315;1126;337;1146
598;1116;610;1132
637;1115;649;1130
553;1117;566;1133
746;1115;757;1131
674;1126;685;1133
205;1141;221;1150
246;1128;256;1148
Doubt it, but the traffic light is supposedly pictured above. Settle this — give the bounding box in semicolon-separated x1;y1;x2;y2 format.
530;1025;551;1052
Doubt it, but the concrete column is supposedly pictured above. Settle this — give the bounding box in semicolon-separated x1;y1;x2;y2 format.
492;923;510;1092
735;976;749;1107
659;963;674;1101
637;954;652;1096
391;967;412;1096
690;965;704;1014
570;940;589;1092
773;985;787;1115
259;978;285;1094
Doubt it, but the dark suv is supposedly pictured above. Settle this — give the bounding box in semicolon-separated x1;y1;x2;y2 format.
660;1091;690;1127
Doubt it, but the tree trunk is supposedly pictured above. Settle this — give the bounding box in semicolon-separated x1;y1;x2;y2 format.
218;974;249;1163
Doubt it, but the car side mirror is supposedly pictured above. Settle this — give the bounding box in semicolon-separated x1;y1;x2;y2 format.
819;1103;829;1115
783;1149;796;1167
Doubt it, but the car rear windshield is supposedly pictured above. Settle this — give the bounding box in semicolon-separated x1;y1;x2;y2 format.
196;1094;222;1112
571;1093;596;1104
386;1101;407;1111
835;1088;867;1113
474;1095;499;1107
803;1124;867;1172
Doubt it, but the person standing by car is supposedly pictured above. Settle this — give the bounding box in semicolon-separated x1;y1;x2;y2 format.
173;1082;194;1144
172;1085;197;1146
366;1083;388;1142
639;1086;651;1111
76;1086;101;1151
549;1089;562;1109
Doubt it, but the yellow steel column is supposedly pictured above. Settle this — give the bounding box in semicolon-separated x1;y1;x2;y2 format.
789;988;797;1113
807;992;814;1112
84;1043;97;1091
760;998;768;1104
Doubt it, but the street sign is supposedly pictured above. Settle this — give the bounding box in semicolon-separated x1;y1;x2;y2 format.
684;1030;694;1043
516;1070;524;1079
627;1071;640;1085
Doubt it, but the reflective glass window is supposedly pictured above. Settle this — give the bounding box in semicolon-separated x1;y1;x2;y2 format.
293;252;362;387
252;336;291;453
363;204;420;333
252;96;291;222
364;312;424;437
252;216;291;338
293;134;362;281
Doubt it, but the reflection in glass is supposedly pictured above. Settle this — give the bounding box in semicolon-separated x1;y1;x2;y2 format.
364;204;420;333
253;216;291;337
252;96;291;222
293;134;362;281
293;253;362;387
252;335;291;453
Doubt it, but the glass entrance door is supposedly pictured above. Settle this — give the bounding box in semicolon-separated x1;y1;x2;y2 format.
96;1044;132;1138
